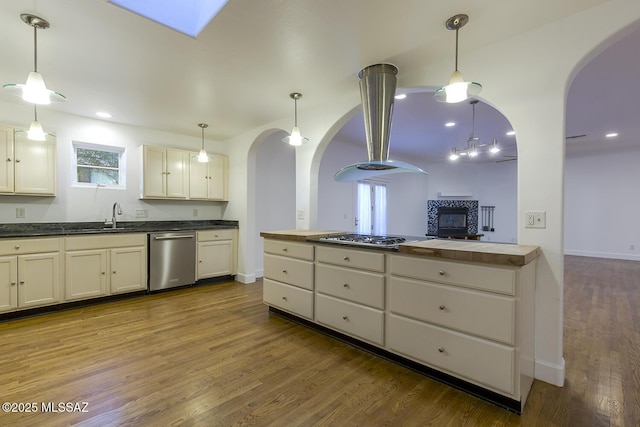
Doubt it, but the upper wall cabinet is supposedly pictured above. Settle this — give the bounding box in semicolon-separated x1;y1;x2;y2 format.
189;152;228;201
140;146;189;199
0;124;56;196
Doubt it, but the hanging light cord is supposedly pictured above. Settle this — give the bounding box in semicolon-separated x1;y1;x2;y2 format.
33;23;38;72
293;96;298;127
454;27;459;72
33;104;38;121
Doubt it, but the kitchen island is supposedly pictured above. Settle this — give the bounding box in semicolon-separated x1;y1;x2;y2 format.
260;230;540;414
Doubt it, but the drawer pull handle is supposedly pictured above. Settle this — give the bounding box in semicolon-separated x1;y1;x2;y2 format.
282;248;288;252
15;245;20;250
343;283;350;289
282;269;288;274
113;271;117;274
438;347;445;353
342;316;349;321
282;296;287;301
19;280;25;285
439;305;445;310
439;270;445;276
343;256;350;262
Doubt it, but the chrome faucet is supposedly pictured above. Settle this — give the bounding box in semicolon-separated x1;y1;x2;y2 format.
106;202;122;229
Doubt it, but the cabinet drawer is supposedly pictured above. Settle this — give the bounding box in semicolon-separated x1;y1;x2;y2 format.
390;255;516;295
264;240;314;261
387;314;515;396
65;234;147;251
316;294;384;346
263;278;313;320
389;277;515;345
316;246;385;272
264;254;313;290
0;238;61;255
198;229;236;242
316;263;384;309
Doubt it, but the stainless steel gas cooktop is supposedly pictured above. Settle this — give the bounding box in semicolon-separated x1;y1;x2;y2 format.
317;233;408;249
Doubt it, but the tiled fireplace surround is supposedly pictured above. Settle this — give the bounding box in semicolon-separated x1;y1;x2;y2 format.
427;200;479;235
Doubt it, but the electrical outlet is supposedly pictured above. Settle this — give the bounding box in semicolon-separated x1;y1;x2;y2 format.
16;207;26;218
525;211;546;229
297;210;304;220
135;209;148;218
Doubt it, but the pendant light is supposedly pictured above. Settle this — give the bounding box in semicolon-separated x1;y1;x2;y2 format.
433;14;481;103
282;93;309;146
28;105;47;141
3;14;66;105
197;123;209;162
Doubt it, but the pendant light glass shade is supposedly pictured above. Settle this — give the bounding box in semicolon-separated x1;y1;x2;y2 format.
434;14;481;104
3;14;66;105
283;93;309;146
27;105;46;141
489;139;501;153
197;123;209;162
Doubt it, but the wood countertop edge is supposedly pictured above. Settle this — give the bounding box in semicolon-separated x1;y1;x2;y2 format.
260;231;541;267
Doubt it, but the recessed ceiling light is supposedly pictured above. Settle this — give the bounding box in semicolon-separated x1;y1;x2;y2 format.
395;94;406;100
96;112;112;118
605;132;618;138
445;122;455;127
506;130;516;136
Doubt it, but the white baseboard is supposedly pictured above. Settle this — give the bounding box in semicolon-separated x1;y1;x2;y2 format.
565;249;640;261
535;357;565;386
235;272;256;284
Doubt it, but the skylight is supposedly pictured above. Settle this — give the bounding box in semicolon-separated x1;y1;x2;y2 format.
110;0;229;38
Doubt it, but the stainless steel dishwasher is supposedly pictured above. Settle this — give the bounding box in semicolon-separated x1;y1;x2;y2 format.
148;231;196;292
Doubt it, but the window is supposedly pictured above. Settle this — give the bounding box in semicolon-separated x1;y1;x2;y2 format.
72;142;125;188
356;180;387;235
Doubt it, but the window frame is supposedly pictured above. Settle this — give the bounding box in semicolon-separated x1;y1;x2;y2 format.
71;141;126;189
356;179;388;235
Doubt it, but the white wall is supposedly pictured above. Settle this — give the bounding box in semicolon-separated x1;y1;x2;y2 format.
254;131;296;277
0;101;229;224
426;161;518;243
565;146;640;260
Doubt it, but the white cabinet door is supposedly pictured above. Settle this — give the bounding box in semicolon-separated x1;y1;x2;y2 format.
165;148;189;198
189;155;209;200
0;256;17;313
14;138;56;195
0;125;14;194
142;146;166;198
198;240;233;279
65;250;108;301
110;247;147;294
207;154;228;201
17;253;60;308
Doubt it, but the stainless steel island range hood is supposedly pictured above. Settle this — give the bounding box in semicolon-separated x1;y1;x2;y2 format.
334;63;427;182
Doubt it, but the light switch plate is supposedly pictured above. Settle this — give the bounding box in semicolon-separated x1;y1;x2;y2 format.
135;209;148;218
525;211;546;228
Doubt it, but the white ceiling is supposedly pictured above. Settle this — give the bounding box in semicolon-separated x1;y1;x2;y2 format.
0;0;637;163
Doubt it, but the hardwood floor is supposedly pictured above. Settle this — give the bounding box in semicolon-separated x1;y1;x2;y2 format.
0;255;638;426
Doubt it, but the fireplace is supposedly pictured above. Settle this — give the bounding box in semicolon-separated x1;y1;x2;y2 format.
427;199;480;238
437;207;469;236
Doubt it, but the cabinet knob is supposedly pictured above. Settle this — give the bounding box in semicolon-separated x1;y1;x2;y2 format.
282;296;287;301
6;158;11;162
11;281;16;286
342;316;349;321
439;305;446;311
438;347;445;353
282;248;288;252
15;245;20;250
343;283;350;289
166;171;171;175
15;159;21;163
439;270;445;276
19;280;25;285
343;256;350;262
282;269;287;274
101;272;106;275
112;271;117;274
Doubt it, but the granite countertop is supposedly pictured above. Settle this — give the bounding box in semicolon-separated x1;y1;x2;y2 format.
0;220;239;238
261;229;541;266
